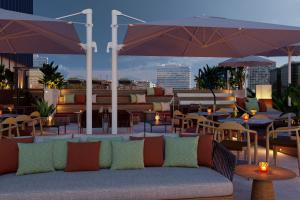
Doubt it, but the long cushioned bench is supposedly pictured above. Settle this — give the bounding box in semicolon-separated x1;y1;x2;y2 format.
0;134;235;200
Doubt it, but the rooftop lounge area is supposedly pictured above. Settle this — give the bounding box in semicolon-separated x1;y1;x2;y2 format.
2;1;300;199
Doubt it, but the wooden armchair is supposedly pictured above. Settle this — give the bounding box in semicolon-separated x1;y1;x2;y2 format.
30;111;44;134
171;110;187;133
183;114;220;135
215;121;258;164
15;115;36;136
266;124;300;175
0;117;19;138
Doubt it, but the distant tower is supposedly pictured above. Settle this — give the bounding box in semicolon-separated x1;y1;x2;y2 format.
156;64;192;89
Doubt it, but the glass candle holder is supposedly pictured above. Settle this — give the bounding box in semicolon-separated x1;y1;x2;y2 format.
259;162;269;173
207;108;212;114
242;113;249;121
250;109;257;115
155;113;160;121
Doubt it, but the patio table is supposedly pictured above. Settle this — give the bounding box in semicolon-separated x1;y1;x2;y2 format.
0;114;18;121
219;118;273;126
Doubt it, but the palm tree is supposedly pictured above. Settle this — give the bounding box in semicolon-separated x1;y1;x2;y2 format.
39;62;65;89
194;65;226;111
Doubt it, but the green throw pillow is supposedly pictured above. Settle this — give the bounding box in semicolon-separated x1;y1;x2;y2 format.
147;88;155;96
163;136;199;168
130;94;137;103
64;93;75;104
87;136;122;168
51;138;79;170
153;102;162;111
246;98;259;112
17;143;54;176
111;140;144;170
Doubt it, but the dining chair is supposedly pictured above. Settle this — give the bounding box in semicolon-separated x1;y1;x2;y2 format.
171;110;186;133
266;125;300;175
0;117;19;138
15;115;36;136
30;111;44;135
215;121;258;164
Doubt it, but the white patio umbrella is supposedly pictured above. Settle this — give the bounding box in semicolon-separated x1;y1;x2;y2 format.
0;8;96;135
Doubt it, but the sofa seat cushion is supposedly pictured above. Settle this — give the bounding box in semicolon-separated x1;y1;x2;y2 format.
0;167;233;200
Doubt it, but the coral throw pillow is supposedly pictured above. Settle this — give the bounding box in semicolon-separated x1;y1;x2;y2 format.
130;136;164;167
75;94;85;104
65;142;100;172
0;137;34;174
180;134;213;167
154;87;164;96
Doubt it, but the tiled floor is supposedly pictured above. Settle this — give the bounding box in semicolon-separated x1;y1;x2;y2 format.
43;122;300;200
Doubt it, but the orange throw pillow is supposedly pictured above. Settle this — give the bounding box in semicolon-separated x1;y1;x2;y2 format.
65;142;100;172
179;134;213;167
0;137;34;174
130;136;164;167
154;87;164;96
75;94;86;104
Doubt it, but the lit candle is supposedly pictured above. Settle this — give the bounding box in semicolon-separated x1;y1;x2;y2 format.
259;162;269;173
0;110;2;115
8;106;13;113
242;113;249;121
207;108;212;114
48;116;53;125
155;113;160;121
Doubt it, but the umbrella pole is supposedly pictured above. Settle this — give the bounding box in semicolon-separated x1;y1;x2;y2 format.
84;9;93;135
288;51;292;107
111;10;121;135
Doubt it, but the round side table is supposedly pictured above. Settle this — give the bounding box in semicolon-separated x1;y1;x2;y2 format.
235;165;296;200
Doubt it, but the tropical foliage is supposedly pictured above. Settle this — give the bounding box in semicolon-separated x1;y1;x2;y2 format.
228;67;246;89
194;65;226;109
0;64;14;89
39;62;65;89
273;84;300;117
34;99;55;117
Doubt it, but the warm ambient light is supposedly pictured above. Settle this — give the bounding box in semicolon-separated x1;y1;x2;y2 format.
0;110;2;115
155;113;160;121
259;162;269;173
7;105;13;113
207;108;212;114
48;116;53;125
250;109;257;115
256;85;272;100
242;113;249;121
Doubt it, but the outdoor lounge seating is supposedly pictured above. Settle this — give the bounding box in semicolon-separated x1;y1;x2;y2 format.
0;134;235;200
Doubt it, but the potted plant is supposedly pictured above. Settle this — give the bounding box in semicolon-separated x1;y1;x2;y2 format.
35;99;55;118
39;62;64;107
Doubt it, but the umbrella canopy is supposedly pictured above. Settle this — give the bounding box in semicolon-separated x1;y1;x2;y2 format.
0;8;84;54
218;56;275;67
120;16;300;57
258;42;300;56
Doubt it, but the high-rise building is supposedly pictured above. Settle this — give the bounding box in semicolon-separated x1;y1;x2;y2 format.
33;54;49;68
247;64;276;91
156;64;192;89
270;62;300;95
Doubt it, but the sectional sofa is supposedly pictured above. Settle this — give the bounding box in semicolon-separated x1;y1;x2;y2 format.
0;134;236;200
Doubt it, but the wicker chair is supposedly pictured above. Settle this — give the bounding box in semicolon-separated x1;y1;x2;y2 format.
215;121;258;164
266;124;300;175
